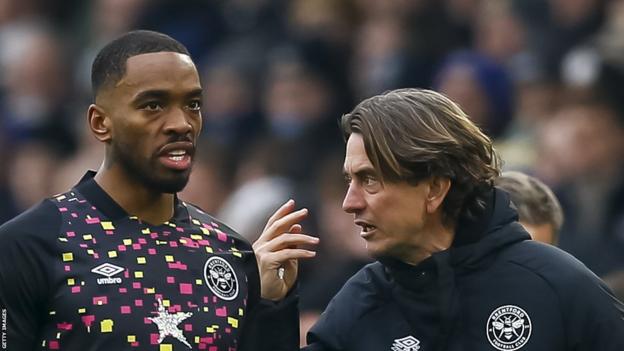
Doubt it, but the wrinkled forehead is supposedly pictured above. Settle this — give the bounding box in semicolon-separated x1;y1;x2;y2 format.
344;134;375;172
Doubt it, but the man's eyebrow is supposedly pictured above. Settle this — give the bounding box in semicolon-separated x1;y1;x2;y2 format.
132;88;203;102
343;166;377;178
132;90;170;102
355;168;377;177
185;88;203;98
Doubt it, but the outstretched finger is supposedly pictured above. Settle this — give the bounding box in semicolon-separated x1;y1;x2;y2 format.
256;233;319;253
264;249;317;265
259;208;308;242
263;199;295;232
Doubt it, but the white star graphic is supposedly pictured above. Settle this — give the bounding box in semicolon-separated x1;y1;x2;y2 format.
148;298;193;349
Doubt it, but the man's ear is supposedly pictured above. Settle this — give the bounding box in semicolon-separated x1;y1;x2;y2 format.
88;104;112;142
426;177;451;214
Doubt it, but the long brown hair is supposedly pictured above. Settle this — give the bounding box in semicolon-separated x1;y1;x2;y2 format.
341;88;501;224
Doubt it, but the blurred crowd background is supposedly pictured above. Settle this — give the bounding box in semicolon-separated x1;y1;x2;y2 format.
1;0;624;344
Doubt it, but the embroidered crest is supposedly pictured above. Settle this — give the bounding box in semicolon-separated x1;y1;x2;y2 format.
204;256;239;300
486;305;532;350
391;335;421;351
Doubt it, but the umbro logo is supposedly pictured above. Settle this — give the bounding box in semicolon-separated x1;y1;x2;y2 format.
391;336;421;351
91;263;124;285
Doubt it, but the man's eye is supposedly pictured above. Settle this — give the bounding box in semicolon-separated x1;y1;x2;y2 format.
142;102;162;111
363;175;377;186
188;100;202;111
344;175;352;185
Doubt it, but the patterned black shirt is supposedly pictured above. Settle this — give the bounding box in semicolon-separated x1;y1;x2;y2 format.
0;172;298;350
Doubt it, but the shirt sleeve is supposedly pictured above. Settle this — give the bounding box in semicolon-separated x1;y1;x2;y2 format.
0;200;59;350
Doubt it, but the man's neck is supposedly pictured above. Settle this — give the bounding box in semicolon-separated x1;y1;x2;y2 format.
401;218;455;266
93;164;175;225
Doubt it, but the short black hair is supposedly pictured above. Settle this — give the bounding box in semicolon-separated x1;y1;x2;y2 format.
91;30;190;98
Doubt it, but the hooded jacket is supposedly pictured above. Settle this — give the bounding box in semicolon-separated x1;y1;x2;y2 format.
305;188;624;351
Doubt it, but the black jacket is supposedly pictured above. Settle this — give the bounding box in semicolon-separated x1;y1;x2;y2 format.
306;188;624;350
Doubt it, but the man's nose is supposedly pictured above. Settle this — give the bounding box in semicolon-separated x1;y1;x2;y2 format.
164;107;193;135
342;184;365;213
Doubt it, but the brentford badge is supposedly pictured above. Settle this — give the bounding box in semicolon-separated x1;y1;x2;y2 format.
486;305;532;350
204;256;239;301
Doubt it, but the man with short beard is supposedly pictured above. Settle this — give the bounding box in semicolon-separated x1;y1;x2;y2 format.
0;30;317;351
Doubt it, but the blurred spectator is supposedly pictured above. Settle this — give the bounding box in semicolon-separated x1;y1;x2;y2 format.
0;23;77;153
435;51;514;139
538;0;605;76
137;0;224;60
559;0;624;123
494;76;560;171
350;16;414;100
475;0;527;65
6;141;59;211
286;0;355;107
73;0;148;100
495;171;564;245
473;0;546;84
259;53;342;182
218;139;296;241
287;0;356;46
0;0;41;27
536;101;624;275
200;61;260;150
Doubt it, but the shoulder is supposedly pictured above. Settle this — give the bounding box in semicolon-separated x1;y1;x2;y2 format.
182;202;251;246
501;240;620;311
336;262;389;302
0;199;61;244
501;241;624;347
308;262;389;347
502;240;599;286
0;199;60;290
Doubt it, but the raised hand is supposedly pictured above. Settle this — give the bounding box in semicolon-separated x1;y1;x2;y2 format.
252;199;319;301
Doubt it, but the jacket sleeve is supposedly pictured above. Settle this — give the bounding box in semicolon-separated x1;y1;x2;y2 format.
303;301;346;351
304;264;384;351
0;201;59;350
239;287;300;351
237;243;300;351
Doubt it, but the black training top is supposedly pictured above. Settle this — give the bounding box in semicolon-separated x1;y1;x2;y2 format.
305;188;624;351
0;171;297;351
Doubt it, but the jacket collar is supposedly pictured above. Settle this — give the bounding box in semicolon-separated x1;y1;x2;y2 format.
382;187;530;287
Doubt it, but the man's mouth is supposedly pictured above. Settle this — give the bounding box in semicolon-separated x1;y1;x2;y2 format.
167;150;187;162
158;142;195;171
355;220;377;237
